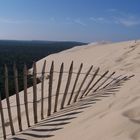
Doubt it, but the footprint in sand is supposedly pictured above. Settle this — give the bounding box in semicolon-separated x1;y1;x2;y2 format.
131;128;140;140
123;106;140;124
116;43;138;63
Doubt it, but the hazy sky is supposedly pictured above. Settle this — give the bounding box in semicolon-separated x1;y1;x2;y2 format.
0;0;140;42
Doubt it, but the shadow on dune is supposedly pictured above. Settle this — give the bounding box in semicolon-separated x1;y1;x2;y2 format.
10;138;27;140
9;75;133;140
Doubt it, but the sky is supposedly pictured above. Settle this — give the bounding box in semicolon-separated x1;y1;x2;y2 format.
0;0;140;42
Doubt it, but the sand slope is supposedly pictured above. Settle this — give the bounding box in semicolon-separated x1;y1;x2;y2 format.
2;40;140;140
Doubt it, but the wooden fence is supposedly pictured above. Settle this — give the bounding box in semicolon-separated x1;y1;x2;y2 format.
0;60;134;139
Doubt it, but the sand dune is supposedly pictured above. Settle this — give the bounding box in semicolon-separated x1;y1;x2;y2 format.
1;40;140;140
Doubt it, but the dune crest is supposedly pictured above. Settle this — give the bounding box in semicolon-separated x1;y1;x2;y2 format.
1;40;140;140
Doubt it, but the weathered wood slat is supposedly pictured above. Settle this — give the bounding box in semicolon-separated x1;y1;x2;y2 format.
0;95;6;139
67;63;83;105
101;75;122;89
54;63;64;113
73;65;93;103
23;64;30;127
41;60;46;119
13;63;22;131
47;61;54;116
110;76;127;86
80;67;100;98
4;64;15;135
85;70;109;96
127;75;135;79
93;71;115;92
103;76;129;91
112;76;128;86
60;61;73;109
33;62;38;123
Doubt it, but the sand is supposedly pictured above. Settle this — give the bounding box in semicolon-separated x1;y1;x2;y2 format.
1;40;140;140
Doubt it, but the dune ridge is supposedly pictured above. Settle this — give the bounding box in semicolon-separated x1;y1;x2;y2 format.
1;40;140;140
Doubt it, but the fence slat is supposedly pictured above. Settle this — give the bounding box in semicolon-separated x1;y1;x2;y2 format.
41;60;46;119
13;63;22;131
113;76;127;85
73;65;93;103
0;95;6;139
127;75;135;79
60;61;73;109
54;63;64;113
47;61;54;116
93;72;115;92
67;63;83;105
4;64;15;135
85;70;109;96
23;64;30;127
33;62;38;123
80;67;100;99
104;76;128;91
101;75;122;89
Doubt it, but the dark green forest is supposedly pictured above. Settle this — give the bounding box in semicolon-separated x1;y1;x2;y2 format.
0;40;87;99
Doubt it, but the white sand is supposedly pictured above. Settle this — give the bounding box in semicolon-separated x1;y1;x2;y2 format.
1;40;140;140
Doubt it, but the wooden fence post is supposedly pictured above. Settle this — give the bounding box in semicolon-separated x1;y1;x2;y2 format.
67;63;83;105
103;76;129;91
0;95;6;139
115;76;127;83
60;61;73;109
101;75;122;89
84;70;109;96
41;60;46;119
13;63;22;131
23;64;30;127
80;67;100;99
54;63;64;113
4;64;15;135
47;61;54;116
111;76;128;86
73;65;93;103
33;62;38;123
127;75;135;79
93;72;115;92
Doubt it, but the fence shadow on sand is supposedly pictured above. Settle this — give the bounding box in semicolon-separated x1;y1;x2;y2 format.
9;73;133;140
